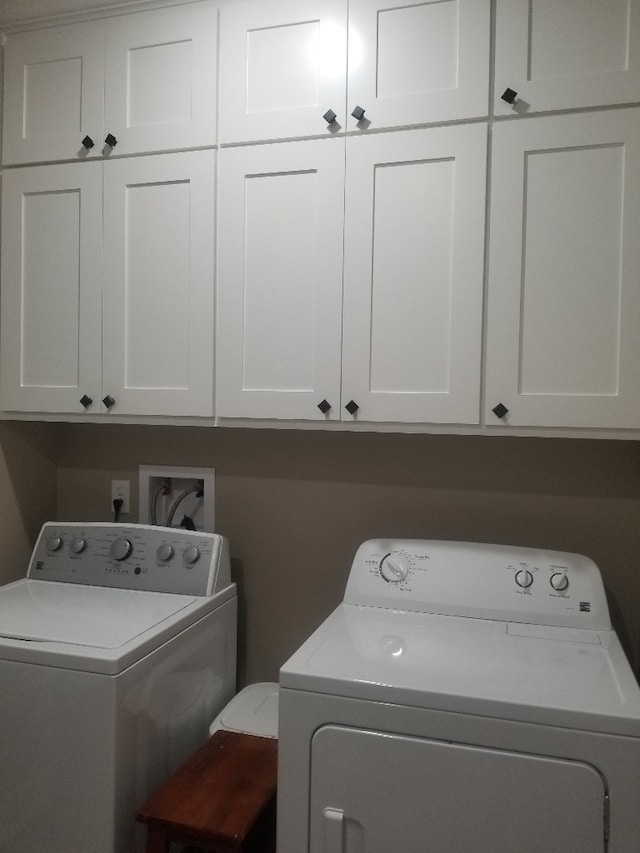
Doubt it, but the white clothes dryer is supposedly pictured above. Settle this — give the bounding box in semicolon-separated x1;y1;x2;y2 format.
0;522;237;853
277;539;640;853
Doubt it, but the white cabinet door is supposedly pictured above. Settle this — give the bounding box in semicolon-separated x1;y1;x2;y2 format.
102;150;215;417
486;109;640;429
2;21;105;165
216;139;345;420
0;163;103;413
104;3;217;156
347;0;490;130
218;0;347;144
341;125;486;424
495;0;640;116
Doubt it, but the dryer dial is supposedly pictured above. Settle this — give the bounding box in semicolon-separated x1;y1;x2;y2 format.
515;569;534;589
550;571;569;592
380;554;409;583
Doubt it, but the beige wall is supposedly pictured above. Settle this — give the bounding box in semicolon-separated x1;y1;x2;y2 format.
55;424;640;684
0;421;58;584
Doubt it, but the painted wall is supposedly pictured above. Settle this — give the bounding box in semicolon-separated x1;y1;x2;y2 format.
55;424;640;684
0;422;58;583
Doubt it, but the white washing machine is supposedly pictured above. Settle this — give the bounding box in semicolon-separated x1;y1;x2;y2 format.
0;522;237;853
278;539;640;853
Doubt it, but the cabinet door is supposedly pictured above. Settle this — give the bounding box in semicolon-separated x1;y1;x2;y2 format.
218;0;347;144
216;139;345;420
495;0;640;115
342;126;486;424
104;3;217;156
347;0;490;130
102;150;215;417
486;109;640;429
0;163;103;413
2;21;105;165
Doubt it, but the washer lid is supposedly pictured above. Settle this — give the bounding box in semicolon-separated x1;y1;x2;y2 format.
280;604;640;738
0;579;195;648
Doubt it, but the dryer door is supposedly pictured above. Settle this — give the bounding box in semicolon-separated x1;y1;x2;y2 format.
310;726;606;853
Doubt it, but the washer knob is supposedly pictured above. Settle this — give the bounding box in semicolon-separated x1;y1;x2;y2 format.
157;543;175;563
70;537;87;555
550;571;569;592
380;554;409;583
515;569;533;589
111;537;133;561
46;535;63;552
183;545;201;566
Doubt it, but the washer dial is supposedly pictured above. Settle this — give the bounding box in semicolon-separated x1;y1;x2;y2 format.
111;537;133;562
69;537;87;555
380;553;409;583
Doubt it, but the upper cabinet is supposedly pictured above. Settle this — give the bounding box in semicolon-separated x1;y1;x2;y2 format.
485;108;640;429
494;0;640;116
218;0;490;145
2;2;218;165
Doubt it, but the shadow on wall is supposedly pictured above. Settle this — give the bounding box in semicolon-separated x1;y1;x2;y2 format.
0;422;58;584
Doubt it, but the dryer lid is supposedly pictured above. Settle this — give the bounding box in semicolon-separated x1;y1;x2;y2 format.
280;603;640;738
0;579;195;648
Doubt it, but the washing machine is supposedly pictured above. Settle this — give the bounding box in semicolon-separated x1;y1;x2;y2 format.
0;522;237;853
277;539;640;853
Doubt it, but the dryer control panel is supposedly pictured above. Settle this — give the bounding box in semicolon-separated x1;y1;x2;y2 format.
344;539;610;631
27;522;231;596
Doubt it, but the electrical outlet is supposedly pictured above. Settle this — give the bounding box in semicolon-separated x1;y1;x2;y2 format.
111;480;130;514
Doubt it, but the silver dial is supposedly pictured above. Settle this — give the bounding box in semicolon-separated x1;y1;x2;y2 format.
550;571;569;592
380;553;409;583
157;543;175;563
46;535;63;552
69;537;87;555
111;537;133;561
515;569;534;589
183;545;201;566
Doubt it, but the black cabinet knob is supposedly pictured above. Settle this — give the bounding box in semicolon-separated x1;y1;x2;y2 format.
102;395;116;409
104;133;118;148
351;105;366;121
345;400;359;415
317;399;331;414
492;402;509;420
323;109;337;125
81;135;95;150
501;87;518;105
79;394;93;409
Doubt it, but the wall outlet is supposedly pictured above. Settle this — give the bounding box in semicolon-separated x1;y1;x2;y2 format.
111;480;130;514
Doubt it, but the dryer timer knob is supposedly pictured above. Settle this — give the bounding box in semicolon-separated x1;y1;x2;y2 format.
380;554;409;583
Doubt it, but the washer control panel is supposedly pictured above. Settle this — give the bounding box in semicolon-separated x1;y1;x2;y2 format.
344;539;610;631
27;522;230;596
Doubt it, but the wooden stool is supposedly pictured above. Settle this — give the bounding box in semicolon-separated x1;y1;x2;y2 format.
136;729;278;853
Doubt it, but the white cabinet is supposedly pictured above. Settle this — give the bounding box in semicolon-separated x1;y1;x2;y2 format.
218;0;490;144
342;124;486;424
495;0;640;116
1;151;216;417
216;125;486;424
2;2;217;165
486;108;640;429
216;139;345;420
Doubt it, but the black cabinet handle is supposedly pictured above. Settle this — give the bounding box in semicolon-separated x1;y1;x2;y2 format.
79;394;93;409
501;87;518;105
81;135;95;150
104;133;118;148
351;105;366;121
322;109;337;125
345;400;359;415
317;399;331;414
102;395;116;409
492;402;509;419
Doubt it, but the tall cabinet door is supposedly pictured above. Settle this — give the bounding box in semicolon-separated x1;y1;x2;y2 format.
102;150;215;417
104;3;218;156
347;0;490;130
486;109;640;429
218;0;347;144
341;125;487;424
216;139;345;420
495;0;640;115
2;21;105;165
0;163;103;413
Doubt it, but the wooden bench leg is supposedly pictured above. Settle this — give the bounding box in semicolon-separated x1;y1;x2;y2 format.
144;824;172;853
